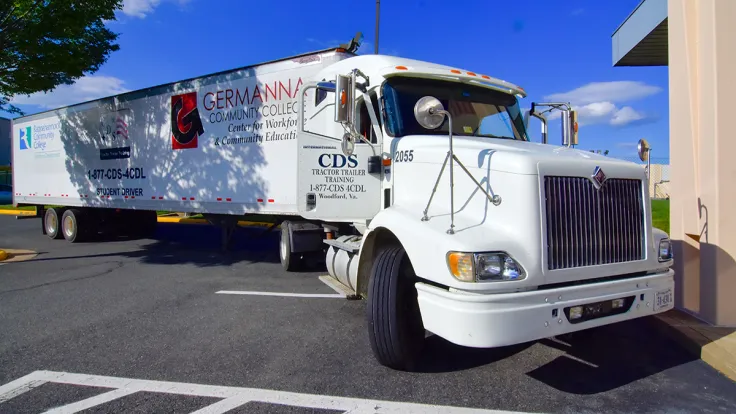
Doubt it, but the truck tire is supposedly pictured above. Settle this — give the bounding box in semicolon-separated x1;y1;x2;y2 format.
279;221;302;271
366;245;425;371
44;207;64;240
61;209;87;243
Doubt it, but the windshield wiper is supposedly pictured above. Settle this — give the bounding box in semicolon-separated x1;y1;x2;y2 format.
476;134;516;140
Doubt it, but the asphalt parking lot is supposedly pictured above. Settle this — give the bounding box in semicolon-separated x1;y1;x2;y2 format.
1;215;736;413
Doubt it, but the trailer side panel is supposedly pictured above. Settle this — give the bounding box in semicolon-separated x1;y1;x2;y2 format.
12;50;351;216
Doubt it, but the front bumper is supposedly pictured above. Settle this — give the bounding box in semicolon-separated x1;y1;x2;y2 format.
415;269;675;348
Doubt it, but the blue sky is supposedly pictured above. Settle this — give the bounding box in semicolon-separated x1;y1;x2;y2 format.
9;0;669;162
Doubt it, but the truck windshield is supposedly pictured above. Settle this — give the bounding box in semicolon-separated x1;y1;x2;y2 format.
381;76;528;141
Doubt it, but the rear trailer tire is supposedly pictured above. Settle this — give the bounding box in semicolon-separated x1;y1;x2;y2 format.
279;221;302;272
44;208;64;240
61;209;87;243
366;245;425;371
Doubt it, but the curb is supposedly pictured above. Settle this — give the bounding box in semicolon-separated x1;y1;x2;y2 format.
0;249;38;263
155;216;277;228
0;209;35;216
650;309;736;381
0;209;277;228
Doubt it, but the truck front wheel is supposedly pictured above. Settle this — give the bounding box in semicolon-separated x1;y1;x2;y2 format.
366;245;425;371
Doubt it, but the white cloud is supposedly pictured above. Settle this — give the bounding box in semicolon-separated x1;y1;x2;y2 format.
544;81;661;105
610;106;645;126
12;76;129;109
122;0;190;18
543;81;660;127
122;0;160;17
616;142;639;148
578;101;616;120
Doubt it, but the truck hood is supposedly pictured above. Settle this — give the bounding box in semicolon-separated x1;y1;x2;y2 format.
400;135;634;175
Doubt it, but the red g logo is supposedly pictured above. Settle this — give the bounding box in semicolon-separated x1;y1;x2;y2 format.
171;92;204;150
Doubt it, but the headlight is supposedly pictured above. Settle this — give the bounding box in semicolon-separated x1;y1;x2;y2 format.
446;252;526;282
658;239;673;262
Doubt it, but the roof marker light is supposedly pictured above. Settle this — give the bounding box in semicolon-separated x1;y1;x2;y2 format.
395;65;408;70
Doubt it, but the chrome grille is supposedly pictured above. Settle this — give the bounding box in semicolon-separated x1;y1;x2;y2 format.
543;176;645;270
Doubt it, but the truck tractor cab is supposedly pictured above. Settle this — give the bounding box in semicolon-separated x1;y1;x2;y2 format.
295;54;674;371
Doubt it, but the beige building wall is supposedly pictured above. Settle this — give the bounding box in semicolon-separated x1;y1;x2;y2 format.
669;0;736;326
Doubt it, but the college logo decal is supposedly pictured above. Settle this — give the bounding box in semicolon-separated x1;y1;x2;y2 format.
19;127;32;150
171;92;204;150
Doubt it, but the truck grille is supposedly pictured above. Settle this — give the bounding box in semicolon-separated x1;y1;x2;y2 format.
543;176;645;270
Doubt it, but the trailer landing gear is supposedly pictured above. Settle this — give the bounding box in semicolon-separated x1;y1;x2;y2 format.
204;214;239;252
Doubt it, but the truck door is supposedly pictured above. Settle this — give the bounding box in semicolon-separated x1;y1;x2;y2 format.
297;78;383;222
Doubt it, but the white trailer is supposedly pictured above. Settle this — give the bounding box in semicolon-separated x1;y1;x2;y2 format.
11;36;675;371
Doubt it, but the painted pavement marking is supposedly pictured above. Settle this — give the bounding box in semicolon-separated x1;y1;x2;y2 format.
0;370;531;414
216;290;345;299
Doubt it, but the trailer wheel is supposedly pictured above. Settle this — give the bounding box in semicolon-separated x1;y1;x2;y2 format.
44;208;64;239
61;209;87;243
279;221;302;271
366;245;425;371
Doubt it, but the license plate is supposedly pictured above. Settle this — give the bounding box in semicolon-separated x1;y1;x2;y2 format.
654;288;673;311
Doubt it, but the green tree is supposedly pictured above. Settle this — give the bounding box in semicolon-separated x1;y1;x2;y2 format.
0;0;123;115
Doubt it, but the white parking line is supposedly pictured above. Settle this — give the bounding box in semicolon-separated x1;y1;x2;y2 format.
216;290;344;298
44;387;139;414
0;372;47;404
216;276;353;299
188;394;252;414
0;370;531;414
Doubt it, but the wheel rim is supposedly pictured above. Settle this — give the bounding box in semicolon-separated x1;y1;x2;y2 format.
280;232;287;262
63;215;74;238
46;213;57;234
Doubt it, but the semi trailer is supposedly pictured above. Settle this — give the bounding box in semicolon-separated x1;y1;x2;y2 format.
11;36;675;371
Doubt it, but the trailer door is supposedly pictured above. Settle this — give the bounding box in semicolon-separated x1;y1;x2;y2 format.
297;86;382;222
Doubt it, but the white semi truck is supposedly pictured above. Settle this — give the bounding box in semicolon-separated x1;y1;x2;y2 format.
11;36;675;371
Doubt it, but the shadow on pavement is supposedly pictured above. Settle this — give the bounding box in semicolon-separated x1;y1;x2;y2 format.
26;223;326;270
526;317;697;394
415;335;533;373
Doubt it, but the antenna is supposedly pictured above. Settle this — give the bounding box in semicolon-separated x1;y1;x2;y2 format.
375;0;380;54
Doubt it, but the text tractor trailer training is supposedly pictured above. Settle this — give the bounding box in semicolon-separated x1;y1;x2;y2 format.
11;39;675;370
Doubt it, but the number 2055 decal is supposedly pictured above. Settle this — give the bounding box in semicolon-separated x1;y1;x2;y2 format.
394;150;414;163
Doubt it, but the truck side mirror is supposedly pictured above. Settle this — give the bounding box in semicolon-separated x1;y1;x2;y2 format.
413;96;445;129
570;110;578;146
561;109;578;147
335;74;354;125
638;138;650;162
